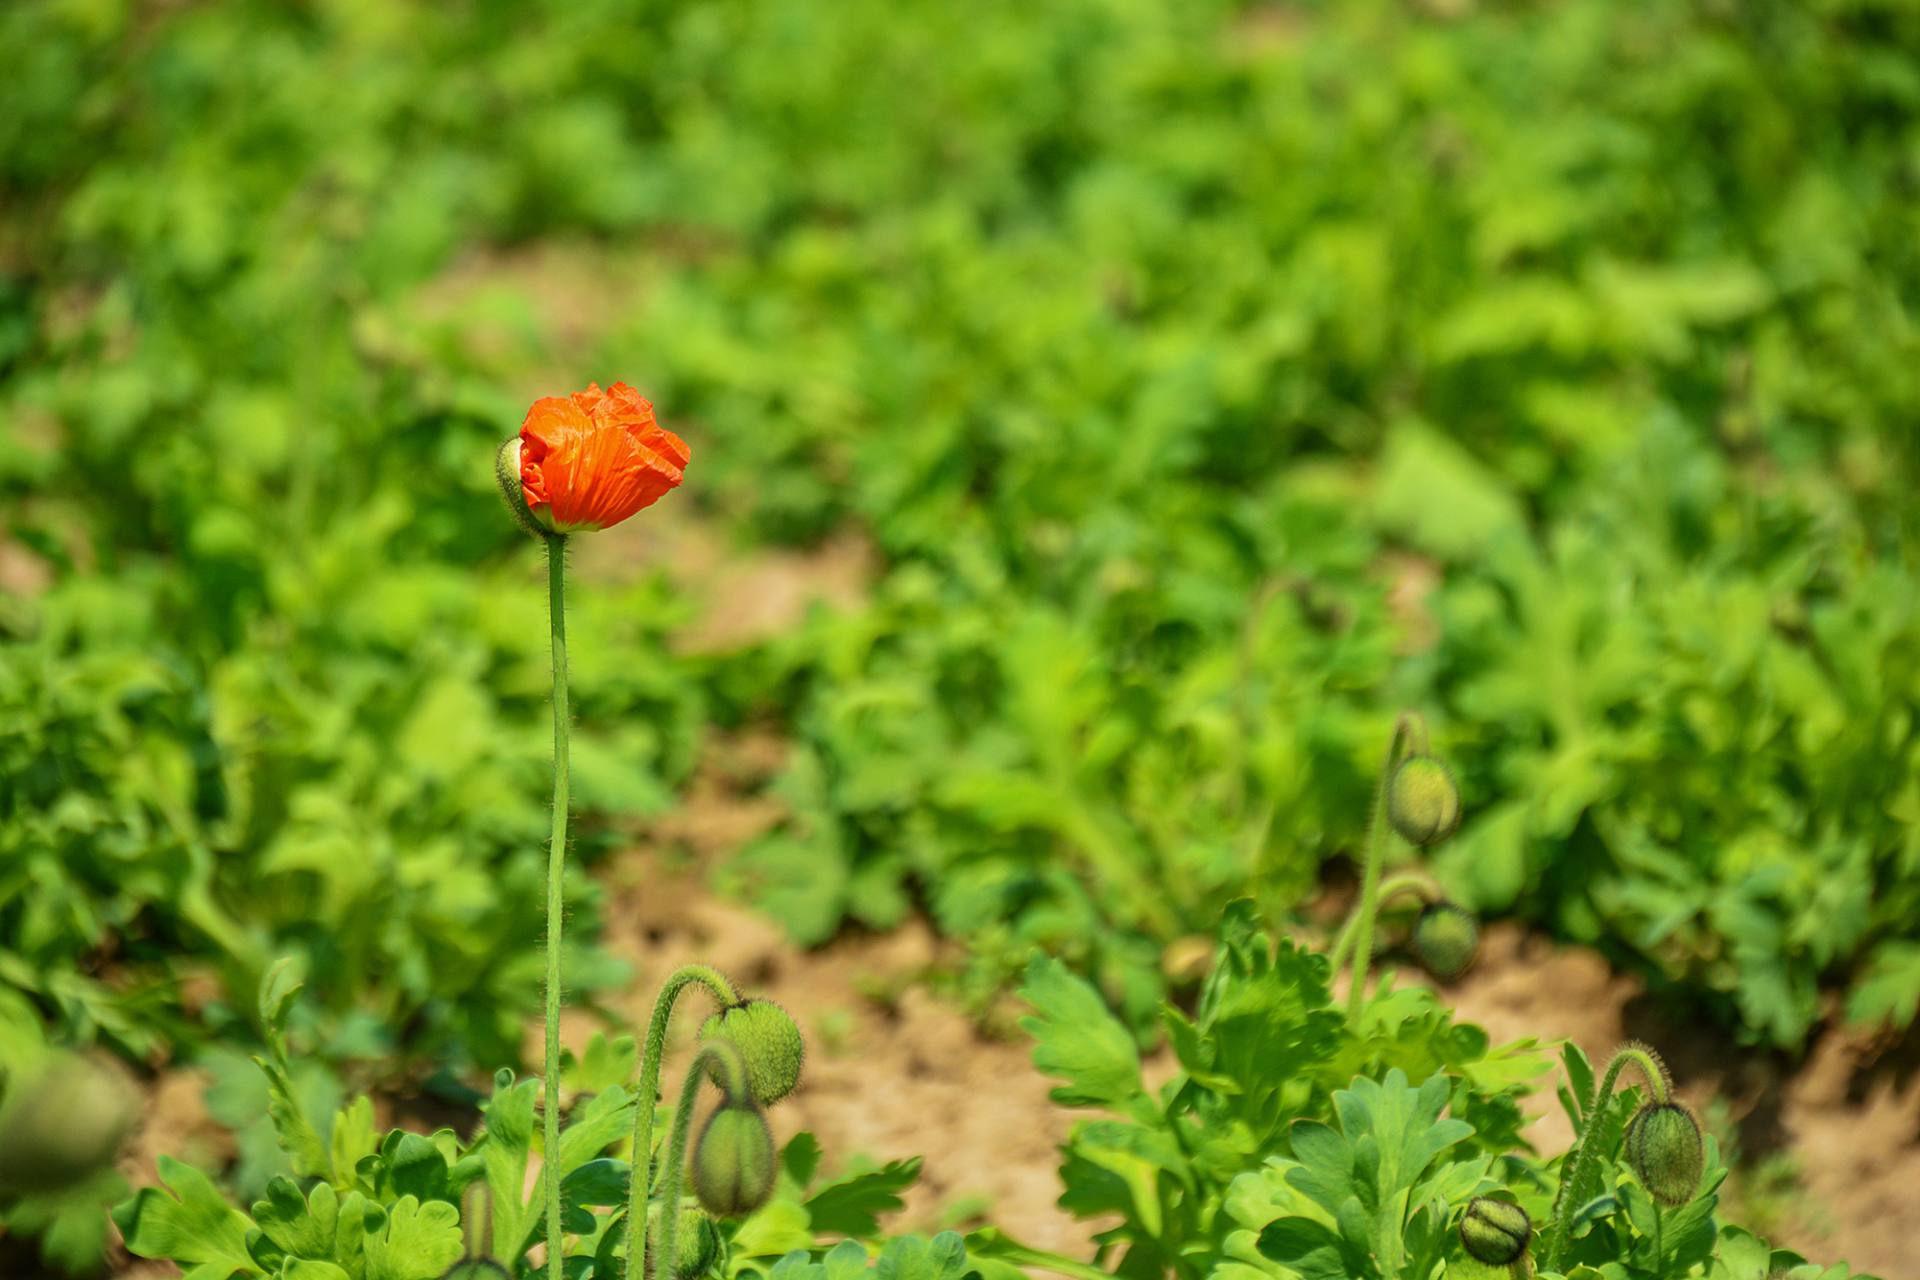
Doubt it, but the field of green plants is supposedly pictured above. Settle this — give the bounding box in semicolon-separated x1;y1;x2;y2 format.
3;0;1918;1277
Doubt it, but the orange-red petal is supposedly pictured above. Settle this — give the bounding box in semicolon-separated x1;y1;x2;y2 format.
519;384;689;533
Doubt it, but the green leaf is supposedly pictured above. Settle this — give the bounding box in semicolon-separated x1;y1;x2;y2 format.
1019;955;1144;1114
258;956;306;1041
252;1176;339;1261
1256;1216;1372;1280
480;1074;538;1263
782;1131;825;1188
360;1196;464;1280
874;1232;968;1280
253;1055;333;1181
804;1157;922;1237
111;1156;262;1280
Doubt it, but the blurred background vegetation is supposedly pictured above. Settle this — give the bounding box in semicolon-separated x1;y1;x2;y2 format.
2;0;1918;1268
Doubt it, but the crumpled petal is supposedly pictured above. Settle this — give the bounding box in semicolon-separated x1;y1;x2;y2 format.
519;381;690;532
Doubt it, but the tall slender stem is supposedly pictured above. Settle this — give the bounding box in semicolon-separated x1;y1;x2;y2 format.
543;536;572;1280
1346;714;1423;1020
1543;1043;1669;1266
624;966;739;1278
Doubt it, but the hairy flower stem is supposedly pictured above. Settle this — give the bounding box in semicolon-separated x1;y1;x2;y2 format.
1543;1043;1671;1265
543;534;571;1280
1345;713;1427;1020
656;1040;751;1280
1327;871;1443;975
624;966;740;1279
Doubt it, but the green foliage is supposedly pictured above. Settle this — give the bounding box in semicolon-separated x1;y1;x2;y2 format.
1001;910;1886;1280
766;1234;973;1280
984;902;1542;1280
113;991;955;1280
3;0;1918;1265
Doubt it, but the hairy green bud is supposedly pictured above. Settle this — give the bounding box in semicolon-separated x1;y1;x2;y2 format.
1411;902;1479;980
1386;754;1461;846
650;1201;722;1279
1459;1196;1531;1266
691;1102;776;1217
495;437;544;540
701;999;804;1106
0;1051;138;1196
1625;1101;1704;1207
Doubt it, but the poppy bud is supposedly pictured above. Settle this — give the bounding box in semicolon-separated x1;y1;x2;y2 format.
1386;754;1462;846
1624;1101;1704;1207
700;999;804;1106
1411;902;1479;980
650;1201;722;1279
0;1051;138;1196
1459;1196;1531;1266
690;1102;776;1218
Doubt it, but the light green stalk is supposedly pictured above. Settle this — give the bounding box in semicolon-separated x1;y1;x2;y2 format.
543;536;571;1280
1344;714;1425;1019
1543;1042;1670;1265
1326;870;1444;977
624;966;740;1279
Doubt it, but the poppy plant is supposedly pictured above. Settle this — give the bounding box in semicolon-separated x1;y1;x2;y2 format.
495;381;689;1280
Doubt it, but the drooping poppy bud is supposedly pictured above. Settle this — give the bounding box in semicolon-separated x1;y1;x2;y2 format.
506;381;690;534
690;1102;776;1218
649;1201;722;1279
1386;754;1462;846
1411;901;1479;981
700;999;805;1106
1458;1196;1531;1266
1624;1101;1704;1206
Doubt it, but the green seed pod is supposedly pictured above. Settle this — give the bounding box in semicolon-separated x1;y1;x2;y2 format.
1386;754;1462;846
0;1051;138;1196
1625;1101;1705;1207
649;1201;723;1279
1411;902;1479;981
1458;1195;1531;1266
691;1102;776;1218
700;999;804;1106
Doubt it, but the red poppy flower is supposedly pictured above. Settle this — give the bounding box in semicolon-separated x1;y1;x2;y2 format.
512;381;690;533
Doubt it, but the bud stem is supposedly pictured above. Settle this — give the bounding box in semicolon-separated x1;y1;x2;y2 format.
1327;871;1444;975
1344;713;1427;1019
1542;1042;1671;1266
624;966;740;1279
656;1040;752;1280
542;534;571;1280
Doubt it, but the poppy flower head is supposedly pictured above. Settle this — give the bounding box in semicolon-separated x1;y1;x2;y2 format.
515;381;690;534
